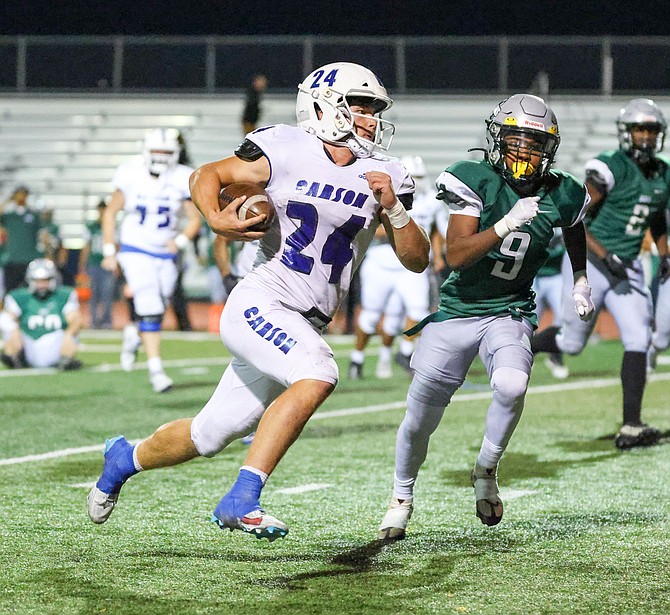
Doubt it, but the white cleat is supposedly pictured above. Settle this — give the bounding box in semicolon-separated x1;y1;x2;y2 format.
378;497;414;540
544;353;569;379
471;463;503;526
150;371;173;393
87;486;119;524
120;324;141;372
375;358;392;379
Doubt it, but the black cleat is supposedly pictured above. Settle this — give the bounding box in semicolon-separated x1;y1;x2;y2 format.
615;423;661;450
348;360;363;380
394;351;413;375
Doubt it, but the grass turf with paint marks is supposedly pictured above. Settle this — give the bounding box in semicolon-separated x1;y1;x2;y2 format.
1;332;669;614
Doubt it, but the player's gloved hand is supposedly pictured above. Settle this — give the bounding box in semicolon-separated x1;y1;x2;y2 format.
658;255;670;282
572;275;595;321
493;196;540;238
602;252;628;281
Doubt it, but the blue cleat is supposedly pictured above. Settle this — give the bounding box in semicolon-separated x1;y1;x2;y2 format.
87;436;137;524
211;469;288;542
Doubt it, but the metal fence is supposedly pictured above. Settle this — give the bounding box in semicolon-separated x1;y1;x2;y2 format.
1;35;669;96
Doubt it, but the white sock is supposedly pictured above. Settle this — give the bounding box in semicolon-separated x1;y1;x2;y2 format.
379;345;392;362
350;350;364;364
147;357;164;375
476;437;504;469
132;443;144;472
399;339;414;356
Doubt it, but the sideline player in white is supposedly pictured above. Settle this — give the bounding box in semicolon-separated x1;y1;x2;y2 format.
532;228;569;378
348;155;448;378
0;258;82;370
88;62;430;541
378;94;594;539
101;128;202;393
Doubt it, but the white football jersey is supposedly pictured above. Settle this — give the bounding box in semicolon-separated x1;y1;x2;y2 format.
241;124;414;319
112;158;193;255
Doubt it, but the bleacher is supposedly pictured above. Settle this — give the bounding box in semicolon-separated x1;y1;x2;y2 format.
1;94;667;248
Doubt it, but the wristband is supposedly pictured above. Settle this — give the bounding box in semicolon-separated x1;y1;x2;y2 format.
385;200;411;229
493;217;512;239
102;243;116;257
174;233;189;250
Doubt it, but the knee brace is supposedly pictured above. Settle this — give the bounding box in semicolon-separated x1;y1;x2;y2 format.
138;314;164;333
382;311;404;337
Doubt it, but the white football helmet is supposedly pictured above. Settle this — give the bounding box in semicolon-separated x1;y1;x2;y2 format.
296;62;394;158
26;258;58;298
617;98;666;163
143;128;181;175
400;155;427;178
485;94;560;194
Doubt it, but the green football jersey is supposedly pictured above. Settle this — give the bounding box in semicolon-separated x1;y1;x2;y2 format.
6;286;76;340
432;161;586;326
0;205;42;265
85;220;104;267
585;150;670;260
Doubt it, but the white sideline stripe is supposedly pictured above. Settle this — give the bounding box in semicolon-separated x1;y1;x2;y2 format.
275;483;332;495
2;372;670;467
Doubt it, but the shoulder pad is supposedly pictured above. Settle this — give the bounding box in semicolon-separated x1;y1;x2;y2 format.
234;139;265;162
398;192;414;210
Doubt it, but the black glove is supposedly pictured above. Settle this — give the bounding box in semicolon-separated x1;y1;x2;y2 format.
659;256;670;282
223;273;240;296
57;356;82;371
602;253;628;281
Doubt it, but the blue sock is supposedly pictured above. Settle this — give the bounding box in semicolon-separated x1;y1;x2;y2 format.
228;469;263;502
97;436;138;495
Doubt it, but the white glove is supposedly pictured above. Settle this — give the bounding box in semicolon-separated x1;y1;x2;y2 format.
493;196;540;238
573;279;595;321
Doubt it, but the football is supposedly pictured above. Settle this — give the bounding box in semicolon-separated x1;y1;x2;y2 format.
218;182;275;232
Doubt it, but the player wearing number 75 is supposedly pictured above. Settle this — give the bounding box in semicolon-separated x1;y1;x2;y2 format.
378;94;593;540
88;62;430;540
100;128;202;393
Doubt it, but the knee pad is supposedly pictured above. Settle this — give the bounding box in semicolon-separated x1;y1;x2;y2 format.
382;311;404;336
357;309;381;335
408;372;460;407
491;367;528;404
138;314;164;333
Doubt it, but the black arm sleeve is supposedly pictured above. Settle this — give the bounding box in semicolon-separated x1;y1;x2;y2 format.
234;139;265;162
398;192;414;211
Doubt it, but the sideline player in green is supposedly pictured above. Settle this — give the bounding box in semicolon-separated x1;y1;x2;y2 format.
532;98;669;450
0;258;82;370
378;94;595;540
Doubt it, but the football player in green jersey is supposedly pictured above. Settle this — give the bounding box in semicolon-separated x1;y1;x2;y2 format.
532;98;670;450
0;258;82;370
379;94;595;540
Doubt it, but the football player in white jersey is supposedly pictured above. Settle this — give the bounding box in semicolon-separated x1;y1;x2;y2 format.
88;62;430;541
100;128;202;393
349;155;449;378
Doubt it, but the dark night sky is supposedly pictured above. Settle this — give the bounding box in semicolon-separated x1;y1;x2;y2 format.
2;0;670;37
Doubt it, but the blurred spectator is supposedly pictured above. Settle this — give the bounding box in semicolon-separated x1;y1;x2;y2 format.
0;186;43;294
0;258;82;370
38;205;67;272
79;200;118;329
241;74;268;135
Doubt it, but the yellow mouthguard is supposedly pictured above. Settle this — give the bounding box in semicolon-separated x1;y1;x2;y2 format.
511;160;534;178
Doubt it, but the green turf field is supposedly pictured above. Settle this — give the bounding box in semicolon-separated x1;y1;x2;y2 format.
1;332;669;614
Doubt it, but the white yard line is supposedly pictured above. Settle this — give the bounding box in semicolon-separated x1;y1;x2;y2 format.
275;483;332;495
2;372;670;467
